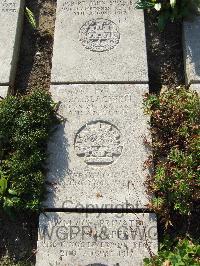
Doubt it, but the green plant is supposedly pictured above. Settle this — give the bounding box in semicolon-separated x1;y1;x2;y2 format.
0;90;59;212
144;87;200;218
144;237;200;265
136;0;200;30
25;7;37;29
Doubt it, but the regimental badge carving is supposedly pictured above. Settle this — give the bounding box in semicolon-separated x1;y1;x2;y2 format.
74;121;123;165
79;18;120;52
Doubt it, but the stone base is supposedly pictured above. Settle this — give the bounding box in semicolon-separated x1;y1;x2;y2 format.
36;212;158;266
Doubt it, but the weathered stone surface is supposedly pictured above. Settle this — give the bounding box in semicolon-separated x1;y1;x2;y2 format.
36;212;158;266
0;86;8;98
51;0;148;83
0;0;24;85
183;16;200;84
45;84;151;209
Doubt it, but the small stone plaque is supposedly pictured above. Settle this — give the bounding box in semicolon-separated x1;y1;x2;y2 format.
36;212;158;266
45;84;151;209
183;16;200;84
190;84;200;94
51;0;148;83
0;86;8;98
0;0;24;85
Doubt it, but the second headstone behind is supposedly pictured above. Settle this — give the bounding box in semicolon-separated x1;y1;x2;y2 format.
51;0;148;83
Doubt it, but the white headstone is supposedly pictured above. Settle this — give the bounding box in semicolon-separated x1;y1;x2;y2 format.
51;0;148;83
0;0;24;85
44;84;152;209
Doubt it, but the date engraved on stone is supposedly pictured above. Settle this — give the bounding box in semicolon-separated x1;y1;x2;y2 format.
79;18;120;52
74;121;123;165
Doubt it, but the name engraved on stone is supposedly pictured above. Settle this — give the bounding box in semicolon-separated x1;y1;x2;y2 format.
1;0;17;12
74;121;123;165
63;90;133;116
36;213;158;265
79;18;120;52
61;0;133;19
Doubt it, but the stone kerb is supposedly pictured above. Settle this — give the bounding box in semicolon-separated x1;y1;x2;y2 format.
183;15;200;84
0;0;24;86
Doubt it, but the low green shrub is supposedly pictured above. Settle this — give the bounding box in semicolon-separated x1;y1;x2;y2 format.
136;0;200;30
144;237;200;266
144;87;200;218
0;90;59;212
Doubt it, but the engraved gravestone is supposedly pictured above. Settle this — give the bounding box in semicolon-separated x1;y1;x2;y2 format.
51;0;148;83
44;84;152;209
0;0;24;85
36;212;158;266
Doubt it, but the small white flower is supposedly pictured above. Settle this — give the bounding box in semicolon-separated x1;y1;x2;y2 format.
154;3;162;11
170;0;176;8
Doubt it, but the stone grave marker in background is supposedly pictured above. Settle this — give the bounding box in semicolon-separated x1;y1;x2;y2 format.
0;0;24;96
36;0;158;265
190;84;200;94
183;15;200;84
51;0;148;83
0;86;9;98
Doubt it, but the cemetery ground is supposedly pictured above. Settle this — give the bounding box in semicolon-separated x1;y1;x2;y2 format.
0;0;199;265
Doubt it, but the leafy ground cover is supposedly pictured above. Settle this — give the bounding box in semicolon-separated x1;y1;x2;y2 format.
0;90;59;213
144;87;200;265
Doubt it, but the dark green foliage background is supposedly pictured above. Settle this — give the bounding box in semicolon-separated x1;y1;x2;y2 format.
144;238;200;266
0;90;59;211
